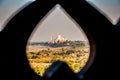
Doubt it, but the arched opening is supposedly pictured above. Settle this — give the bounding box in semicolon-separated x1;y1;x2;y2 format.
26;4;92;76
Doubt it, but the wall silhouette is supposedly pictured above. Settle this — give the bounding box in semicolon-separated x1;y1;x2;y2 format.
0;0;120;80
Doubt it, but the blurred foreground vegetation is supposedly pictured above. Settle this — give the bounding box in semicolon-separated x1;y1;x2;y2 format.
26;46;90;76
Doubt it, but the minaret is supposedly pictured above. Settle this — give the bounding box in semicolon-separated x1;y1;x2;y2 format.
51;36;53;41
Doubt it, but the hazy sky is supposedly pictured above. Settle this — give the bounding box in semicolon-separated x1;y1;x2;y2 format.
28;5;88;42
0;0;120;31
0;0;35;31
87;0;120;24
0;0;120;42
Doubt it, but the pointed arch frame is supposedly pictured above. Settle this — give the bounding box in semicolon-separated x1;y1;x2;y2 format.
1;0;114;80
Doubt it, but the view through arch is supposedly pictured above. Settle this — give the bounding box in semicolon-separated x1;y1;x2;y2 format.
26;4;90;76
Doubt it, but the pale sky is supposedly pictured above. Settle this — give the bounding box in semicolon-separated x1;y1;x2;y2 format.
87;0;120;24
0;0;35;31
28;5;88;42
0;0;120;42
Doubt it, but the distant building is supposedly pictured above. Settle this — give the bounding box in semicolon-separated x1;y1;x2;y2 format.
48;35;68;44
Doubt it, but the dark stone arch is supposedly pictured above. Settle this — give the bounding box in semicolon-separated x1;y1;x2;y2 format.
0;0;120;80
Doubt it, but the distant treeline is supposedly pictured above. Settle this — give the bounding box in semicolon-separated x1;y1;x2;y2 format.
28;41;89;48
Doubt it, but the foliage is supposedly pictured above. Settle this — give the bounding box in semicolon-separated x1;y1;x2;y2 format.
28;41;88;48
26;46;89;76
